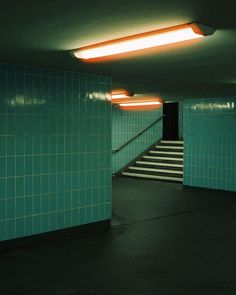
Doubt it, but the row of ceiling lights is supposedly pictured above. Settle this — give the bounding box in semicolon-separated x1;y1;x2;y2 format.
71;22;215;108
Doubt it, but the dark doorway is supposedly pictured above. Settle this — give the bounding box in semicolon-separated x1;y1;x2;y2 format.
163;102;179;140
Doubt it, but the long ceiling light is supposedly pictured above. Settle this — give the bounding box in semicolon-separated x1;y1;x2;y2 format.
119;101;162;107
112;93;130;99
112;91;134;100
72;23;215;60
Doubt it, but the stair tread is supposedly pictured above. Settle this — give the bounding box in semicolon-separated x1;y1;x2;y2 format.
129;166;183;174
121;139;184;183
161;140;183;144
143;156;183;161
122;172;183;182
150;151;183;155
136;161;183;168
156;145;183;150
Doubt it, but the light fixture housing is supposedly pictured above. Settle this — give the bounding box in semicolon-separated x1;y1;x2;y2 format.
71;22;215;60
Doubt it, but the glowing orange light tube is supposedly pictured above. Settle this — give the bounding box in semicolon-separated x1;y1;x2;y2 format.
112;91;134;100
119;101;162;107
72;23;215;60
112;94;130;99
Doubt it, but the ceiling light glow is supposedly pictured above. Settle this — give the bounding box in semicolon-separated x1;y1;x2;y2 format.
112;92;134;99
119;101;162;107
72;23;215;60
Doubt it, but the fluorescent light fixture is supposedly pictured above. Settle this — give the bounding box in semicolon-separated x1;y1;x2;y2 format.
112;94;130;99
72;23;215;60
112;91;134;99
119;101;162;107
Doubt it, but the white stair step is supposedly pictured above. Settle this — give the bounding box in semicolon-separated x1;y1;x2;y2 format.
136;161;183;168
129;166;183;175
161;140;183;144
150;150;183;156
143;155;183;161
122;172;183;182
156;145;183;150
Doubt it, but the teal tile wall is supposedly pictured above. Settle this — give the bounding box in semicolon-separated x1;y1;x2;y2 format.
0;63;112;241
112;105;163;173
183;97;236;192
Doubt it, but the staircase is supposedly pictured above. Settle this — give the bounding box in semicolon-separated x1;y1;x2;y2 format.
122;140;183;183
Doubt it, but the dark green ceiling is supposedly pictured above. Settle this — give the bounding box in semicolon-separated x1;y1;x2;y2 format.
1;0;236;100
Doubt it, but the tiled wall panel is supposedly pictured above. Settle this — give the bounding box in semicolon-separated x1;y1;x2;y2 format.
183;98;236;192
0;64;112;241
112;105;163;173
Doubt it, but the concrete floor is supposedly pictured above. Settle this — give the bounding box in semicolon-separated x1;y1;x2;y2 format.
1;177;236;295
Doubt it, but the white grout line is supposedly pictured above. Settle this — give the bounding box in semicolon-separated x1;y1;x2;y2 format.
143;156;183;161
150;151;183;155
129;166;183;174
136;161;183;168
122;172;183;182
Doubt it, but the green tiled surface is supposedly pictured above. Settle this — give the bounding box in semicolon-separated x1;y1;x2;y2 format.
183;98;236;192
112;105;163;173
0;64;112;241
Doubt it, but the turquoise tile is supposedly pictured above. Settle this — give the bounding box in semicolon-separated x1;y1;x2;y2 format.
64;210;72;227
25;136;33;154
50;212;57;230
25;156;32;175
0;178;7;199
64;191;72;210
7;178;15;198
7;157;15;177
71;208;79;226
65;173;72;190
42;156;49;173
56;212;65;228
33;156;41;174
25;197;33;216
85;206;93;223
112;105;162;173
0;63;112;241
0;199;6;220
32;215;42;234
183;97;236;192
32;135;42;154
16;156;24;176
41;213;50;232
15;136;25;155
72;191;79;208
15;218;25;238
57;156;65;173
0;115;6;135
49;194;56;212
25;176;33;195
0;220;7;241
42;195;49;213
32;195;41;214
6;219;15;240
42;136;50;154
79;207;85;225
0;157;6;177
7;137;16;156
16;197;25;217
50;174;56;193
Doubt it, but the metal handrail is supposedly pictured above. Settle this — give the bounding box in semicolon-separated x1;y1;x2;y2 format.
112;115;164;153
